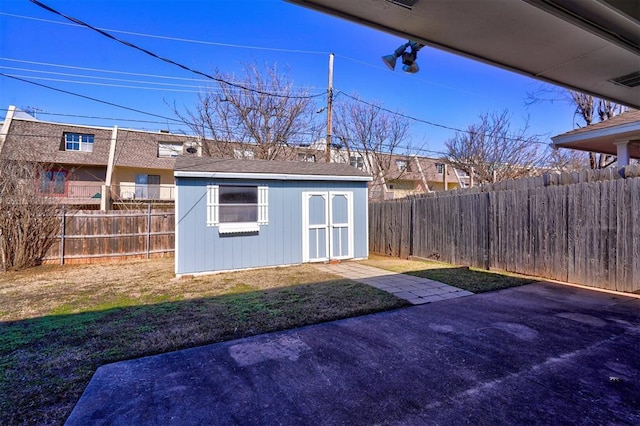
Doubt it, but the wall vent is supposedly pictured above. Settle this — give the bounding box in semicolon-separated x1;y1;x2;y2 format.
386;0;420;10
609;71;640;88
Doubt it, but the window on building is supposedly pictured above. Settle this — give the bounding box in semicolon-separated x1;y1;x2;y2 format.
234;148;255;159
350;155;364;170
135;174;161;199
64;133;94;152
298;153;316;162
396;159;410;171
435;163;445;174
207;185;268;229
158;142;183;158
38;170;67;195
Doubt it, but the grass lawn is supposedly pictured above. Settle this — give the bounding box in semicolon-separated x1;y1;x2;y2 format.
361;254;537;293
0;257;407;425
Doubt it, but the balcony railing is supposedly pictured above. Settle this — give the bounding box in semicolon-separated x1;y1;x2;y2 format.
112;183;175;201
35;181;103;201
66;182;104;199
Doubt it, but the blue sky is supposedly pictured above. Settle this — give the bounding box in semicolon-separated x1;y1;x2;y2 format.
0;0;579;156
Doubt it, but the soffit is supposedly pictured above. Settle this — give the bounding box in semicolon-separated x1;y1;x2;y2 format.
286;0;640;108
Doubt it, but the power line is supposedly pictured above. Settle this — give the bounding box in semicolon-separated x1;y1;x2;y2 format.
1;13;481;98
0;66;205;88
28;0;327;100
0;12;330;55
0;105;322;138
335;90;550;145
1;73;183;123
0;58;326;91
336;90;468;133
2;74;202;93
0;57;211;82
0;109;186;125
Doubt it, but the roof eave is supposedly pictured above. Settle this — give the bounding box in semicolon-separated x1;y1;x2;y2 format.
174;170;373;182
551;121;640;145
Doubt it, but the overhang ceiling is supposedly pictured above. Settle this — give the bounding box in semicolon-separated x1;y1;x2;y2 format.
287;0;640;109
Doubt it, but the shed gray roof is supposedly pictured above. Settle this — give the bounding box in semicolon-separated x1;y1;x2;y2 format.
174;156;372;181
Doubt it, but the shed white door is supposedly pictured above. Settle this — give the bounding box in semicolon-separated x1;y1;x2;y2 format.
329;192;353;260
302;191;353;262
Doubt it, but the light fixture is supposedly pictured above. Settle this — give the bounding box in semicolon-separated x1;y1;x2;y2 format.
382;40;424;74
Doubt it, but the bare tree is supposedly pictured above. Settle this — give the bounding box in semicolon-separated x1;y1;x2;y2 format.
445;110;548;184
567;91;626;168
0;155;63;270
332;96;413;196
547;147;590;173
526;88;627;169
176;62;321;160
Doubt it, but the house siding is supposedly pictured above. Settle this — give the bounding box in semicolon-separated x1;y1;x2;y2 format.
175;177;368;275
113;166;174;186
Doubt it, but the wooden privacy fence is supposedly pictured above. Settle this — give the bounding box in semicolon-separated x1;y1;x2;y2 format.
369;167;640;293
44;207;175;264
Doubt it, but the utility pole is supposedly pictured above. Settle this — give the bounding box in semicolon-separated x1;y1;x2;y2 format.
326;53;334;162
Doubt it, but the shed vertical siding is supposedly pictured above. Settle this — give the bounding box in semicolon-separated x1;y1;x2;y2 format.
175;178;368;275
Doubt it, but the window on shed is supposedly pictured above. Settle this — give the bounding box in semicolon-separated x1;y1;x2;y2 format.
207;185;268;227
158;142;183;158
435;163;445;174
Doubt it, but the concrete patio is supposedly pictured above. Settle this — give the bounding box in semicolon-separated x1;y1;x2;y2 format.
66;281;640;425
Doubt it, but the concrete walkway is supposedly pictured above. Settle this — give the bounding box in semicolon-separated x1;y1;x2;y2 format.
315;262;473;304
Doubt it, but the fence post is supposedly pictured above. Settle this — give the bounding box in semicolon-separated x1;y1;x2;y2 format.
409;198;415;257
146;204;152;259
485;192;491;270
59;206;66;265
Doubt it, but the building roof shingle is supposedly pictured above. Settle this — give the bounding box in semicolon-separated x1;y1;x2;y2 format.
174;156;372;180
554;109;640;138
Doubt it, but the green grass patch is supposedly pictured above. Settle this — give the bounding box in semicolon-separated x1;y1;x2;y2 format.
361;255;537;293
0;258;406;425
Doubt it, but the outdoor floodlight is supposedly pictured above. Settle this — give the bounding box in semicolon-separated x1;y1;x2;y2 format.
382;42;410;70
382;40;424;74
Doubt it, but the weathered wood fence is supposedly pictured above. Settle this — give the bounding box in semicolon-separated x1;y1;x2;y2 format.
369;167;640;293
44;207;175;264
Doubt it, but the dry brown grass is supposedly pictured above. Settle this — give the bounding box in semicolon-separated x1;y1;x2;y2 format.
0;257;406;425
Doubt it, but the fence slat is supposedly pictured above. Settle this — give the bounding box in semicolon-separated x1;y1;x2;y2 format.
44;209;175;264
369;174;640;293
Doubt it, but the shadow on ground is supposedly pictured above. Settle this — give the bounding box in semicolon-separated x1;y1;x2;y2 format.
66;282;640;425
402;267;536;293
0;278;407;425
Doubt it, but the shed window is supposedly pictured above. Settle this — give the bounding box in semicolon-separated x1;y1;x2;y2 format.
207;185;268;229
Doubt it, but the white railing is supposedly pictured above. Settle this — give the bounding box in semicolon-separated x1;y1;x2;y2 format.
113;183;175;201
